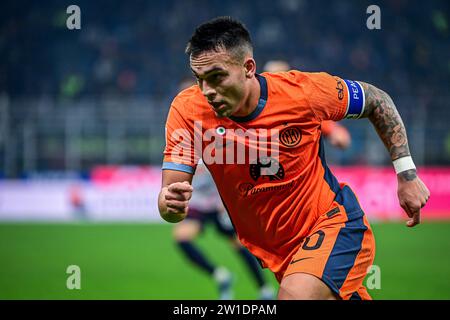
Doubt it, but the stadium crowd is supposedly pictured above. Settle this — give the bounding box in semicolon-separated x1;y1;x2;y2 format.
0;0;449;176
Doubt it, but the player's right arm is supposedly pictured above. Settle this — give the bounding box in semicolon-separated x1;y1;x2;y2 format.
159;94;198;223
158;170;193;223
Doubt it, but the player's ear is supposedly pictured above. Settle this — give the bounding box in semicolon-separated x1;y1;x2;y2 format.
244;58;256;78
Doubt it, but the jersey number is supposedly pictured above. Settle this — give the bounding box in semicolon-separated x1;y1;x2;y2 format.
302;230;325;251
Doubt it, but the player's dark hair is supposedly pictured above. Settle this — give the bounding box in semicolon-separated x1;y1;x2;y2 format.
186;16;253;61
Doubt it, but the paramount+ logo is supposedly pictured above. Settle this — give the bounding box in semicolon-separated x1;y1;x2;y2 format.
238;179;296;197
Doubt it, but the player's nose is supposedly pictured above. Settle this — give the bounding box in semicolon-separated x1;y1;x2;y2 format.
201;83;216;101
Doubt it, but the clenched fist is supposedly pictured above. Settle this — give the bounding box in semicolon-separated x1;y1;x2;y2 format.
159;181;193;223
397;171;430;228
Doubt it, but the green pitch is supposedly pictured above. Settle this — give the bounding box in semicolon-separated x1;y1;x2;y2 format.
0;221;449;299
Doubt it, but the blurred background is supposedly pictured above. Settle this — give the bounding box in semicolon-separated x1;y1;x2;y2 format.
0;0;449;299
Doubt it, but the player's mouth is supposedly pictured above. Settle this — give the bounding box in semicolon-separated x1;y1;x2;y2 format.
210;102;229;115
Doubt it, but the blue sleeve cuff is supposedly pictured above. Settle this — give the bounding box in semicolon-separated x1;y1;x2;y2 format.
162;162;195;174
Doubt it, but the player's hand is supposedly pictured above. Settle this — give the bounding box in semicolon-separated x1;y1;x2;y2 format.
160;181;193;223
328;125;351;150
397;173;430;228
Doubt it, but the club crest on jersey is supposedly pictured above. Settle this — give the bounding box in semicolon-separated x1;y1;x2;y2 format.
280;126;302;148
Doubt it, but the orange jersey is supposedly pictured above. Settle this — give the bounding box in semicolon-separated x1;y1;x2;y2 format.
163;71;366;276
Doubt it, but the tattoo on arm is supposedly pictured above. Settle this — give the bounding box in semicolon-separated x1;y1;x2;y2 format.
398;169;417;182
359;82;417;179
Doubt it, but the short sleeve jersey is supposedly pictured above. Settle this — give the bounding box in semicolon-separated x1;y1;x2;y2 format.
163;71;365;274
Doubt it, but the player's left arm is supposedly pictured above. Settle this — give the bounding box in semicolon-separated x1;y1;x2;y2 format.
358;82;430;227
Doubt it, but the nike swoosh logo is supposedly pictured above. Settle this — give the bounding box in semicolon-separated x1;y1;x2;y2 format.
290;257;313;265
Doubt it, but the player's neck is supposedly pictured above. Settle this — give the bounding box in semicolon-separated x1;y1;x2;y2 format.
233;76;261;117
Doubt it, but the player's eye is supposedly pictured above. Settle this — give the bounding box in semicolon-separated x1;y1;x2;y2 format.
209;74;224;84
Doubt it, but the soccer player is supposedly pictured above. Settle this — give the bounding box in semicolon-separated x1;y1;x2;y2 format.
158;17;430;300
69;184;88;220
173;161;275;300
